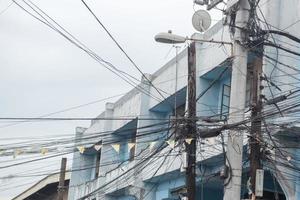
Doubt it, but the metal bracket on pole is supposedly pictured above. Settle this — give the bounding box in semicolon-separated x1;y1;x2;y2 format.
207;0;223;10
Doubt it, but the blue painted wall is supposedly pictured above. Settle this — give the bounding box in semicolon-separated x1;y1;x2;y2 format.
198;72;231;118
116;196;136;200
155;176;185;200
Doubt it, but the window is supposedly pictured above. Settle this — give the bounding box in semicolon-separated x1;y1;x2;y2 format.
94;141;102;178
119;129;136;162
171;103;186;140
170;186;187;200
94;151;101;178
175;103;186;117
129;131;136;161
245;71;252;107
220;84;231;120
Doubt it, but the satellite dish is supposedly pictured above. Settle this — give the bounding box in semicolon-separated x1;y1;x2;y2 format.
192;10;212;32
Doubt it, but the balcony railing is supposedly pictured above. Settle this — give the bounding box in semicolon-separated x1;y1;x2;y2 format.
74;178;99;199
73;161;136;199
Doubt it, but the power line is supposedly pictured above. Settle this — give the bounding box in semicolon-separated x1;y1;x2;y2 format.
80;0;173;109
14;0;164;105
0;116;171;121
0;1;13;16
77;134;173;200
0;92;125;129
0;122;171;154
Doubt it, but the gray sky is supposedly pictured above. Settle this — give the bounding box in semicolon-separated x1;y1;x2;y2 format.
0;0;222;198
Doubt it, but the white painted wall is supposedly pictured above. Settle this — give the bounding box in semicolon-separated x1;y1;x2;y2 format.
149;49;188;109
261;0;300;93
112;91;141;130
85;112;105;135
196;21;232;78
70;20;234;200
260;1;300;199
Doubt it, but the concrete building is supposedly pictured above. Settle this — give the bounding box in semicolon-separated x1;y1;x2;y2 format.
258;1;300;200
68;1;300;199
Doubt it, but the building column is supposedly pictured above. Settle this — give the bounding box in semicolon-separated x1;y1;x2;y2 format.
99;102;115;177
68;127;87;200
135;73;155;157
134;74;162;200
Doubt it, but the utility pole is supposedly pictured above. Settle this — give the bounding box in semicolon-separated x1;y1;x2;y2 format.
249;57;263;200
57;157;67;200
186;42;197;200
174;45;180;117
223;0;250;200
154;32;196;200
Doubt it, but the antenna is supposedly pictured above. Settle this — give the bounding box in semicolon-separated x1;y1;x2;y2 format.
192;10;212;32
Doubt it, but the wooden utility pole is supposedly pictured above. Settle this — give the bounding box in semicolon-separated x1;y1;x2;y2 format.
186;42;197;200
249;57;263;200
57;157;67;200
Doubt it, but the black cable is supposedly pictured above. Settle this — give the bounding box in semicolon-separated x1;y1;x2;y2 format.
196;67;230;102
80;0;173;109
0;125;174;169
0;120;170;149
0;93;125;129
77;134;172;200
261;30;300;45
263;42;300;57
14;0;164;104
0;116;170;121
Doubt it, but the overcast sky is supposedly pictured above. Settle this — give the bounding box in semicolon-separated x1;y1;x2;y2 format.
0;0;222;198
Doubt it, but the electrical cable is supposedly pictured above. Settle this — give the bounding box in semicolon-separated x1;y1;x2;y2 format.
80;0;174;110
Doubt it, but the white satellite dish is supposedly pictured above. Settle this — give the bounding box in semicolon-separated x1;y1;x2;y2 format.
192;10;212;32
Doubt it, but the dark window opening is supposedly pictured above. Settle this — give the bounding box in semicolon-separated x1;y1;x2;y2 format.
175;103;186;117
171;103;186;140
129;130;136;161
220;84;230;120
94;151;101;178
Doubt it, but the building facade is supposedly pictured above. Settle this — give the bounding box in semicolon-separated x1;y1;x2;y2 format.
68;1;300;199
